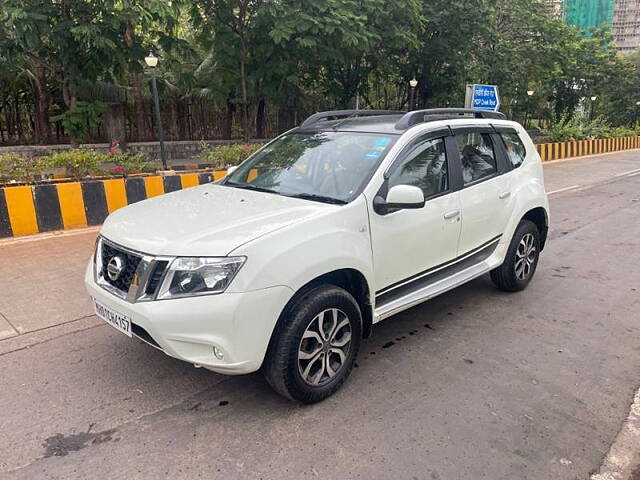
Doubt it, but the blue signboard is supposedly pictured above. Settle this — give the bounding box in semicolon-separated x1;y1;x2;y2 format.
469;84;500;111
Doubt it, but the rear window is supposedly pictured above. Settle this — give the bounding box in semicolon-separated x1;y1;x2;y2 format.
501;132;526;169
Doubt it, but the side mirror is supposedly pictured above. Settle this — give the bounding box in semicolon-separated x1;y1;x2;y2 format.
226;165;238;175
373;184;425;215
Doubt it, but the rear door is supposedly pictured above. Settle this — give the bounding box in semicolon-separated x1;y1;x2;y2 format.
452;126;513;256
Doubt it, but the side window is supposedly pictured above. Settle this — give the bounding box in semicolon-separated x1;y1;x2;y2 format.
454;132;497;185
388;138;448;199
501;132;526;169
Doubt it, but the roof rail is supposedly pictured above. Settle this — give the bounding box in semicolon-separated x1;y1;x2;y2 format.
395;108;506;130
300;109;405;129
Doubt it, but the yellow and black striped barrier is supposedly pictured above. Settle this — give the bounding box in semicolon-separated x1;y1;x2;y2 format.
0;171;227;238
1;135;640;239
535;136;640;162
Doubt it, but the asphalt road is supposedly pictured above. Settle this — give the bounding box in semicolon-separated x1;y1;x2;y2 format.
1;151;639;480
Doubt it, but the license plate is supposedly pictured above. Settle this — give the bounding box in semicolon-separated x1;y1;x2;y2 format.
92;297;132;337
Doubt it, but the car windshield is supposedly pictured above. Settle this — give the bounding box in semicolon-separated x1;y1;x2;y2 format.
223;131;397;203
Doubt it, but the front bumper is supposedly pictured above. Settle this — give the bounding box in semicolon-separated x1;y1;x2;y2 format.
85;261;293;375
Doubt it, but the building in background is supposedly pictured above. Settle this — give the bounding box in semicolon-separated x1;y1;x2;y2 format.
613;0;640;52
542;0;565;18
563;0;614;31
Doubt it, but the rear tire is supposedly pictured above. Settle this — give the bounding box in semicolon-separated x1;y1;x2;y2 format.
491;220;540;292
262;285;362;403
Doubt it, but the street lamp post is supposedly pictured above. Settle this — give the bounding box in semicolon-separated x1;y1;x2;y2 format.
409;77;418;112
525;90;534;129
145;52;168;170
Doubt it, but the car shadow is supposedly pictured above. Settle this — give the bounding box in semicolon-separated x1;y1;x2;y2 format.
103;273;506;419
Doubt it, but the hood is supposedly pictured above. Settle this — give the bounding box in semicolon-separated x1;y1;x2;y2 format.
100;183;334;256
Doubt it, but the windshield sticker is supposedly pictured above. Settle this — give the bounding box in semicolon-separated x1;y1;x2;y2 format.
373;137;391;148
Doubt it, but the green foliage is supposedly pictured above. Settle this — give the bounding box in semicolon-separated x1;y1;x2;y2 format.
109;152;156;175
0;154;46;183
542;115;640;142
609;126;639;138
44;149;106;179
2;0;640;146
197;143;262;169
50;102;107;142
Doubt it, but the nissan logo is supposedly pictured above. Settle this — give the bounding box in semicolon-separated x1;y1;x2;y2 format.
107;256;125;281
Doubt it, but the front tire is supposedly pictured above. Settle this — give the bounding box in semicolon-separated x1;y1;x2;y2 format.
491;220;540;292
262;285;362;403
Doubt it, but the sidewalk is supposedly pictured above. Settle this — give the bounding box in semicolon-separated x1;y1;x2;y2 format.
0;230;98;343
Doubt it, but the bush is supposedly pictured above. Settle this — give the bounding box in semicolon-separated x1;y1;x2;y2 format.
44;149;106;180
0;148;161;183
109;152;156;175
543;115;640;142
609;126;638;138
197;142;262;169
0;154;46;183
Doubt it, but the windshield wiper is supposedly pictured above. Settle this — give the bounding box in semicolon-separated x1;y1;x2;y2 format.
282;193;347;205
226;181;345;204
225;181;277;194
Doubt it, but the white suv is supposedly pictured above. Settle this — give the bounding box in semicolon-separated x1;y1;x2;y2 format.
85;109;549;403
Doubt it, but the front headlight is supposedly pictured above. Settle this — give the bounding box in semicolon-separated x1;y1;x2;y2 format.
157;256;246;299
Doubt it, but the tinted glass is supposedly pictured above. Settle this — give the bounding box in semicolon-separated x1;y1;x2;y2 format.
388;137;448;198
455;132;497;184
501;132;526;168
224;131;396;203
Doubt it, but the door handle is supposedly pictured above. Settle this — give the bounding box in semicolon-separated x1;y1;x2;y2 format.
443;210;460;220
499;191;511;199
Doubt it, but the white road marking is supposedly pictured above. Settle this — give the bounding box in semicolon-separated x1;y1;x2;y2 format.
614;167;640;177
547;185;581;195
548;167;640;195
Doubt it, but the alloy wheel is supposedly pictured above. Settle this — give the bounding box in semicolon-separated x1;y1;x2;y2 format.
297;308;352;386
515;233;537;281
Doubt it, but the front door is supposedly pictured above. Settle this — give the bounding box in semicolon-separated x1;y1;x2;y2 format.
368;135;462;304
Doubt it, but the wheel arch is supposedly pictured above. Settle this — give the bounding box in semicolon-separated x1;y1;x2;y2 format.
273;268;373;342
521;207;549;250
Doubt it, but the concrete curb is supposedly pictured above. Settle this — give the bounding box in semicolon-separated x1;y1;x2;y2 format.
536;136;640;162
0;170;227;238
591;387;640;480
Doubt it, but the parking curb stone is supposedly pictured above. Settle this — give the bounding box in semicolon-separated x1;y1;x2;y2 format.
592;387;640;480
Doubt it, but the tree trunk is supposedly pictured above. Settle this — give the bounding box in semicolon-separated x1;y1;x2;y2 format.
224;97;234;139
15;95;25;143
62;76;77;109
32;66;52;143
5;101;14;140
256;95;265;139
168;98;178;140
130;72;146;141
123;13;146;142
0;105;5;142
104;103;126;146
239;44;250;141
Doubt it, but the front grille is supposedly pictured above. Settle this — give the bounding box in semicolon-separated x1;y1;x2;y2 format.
101;242;142;293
